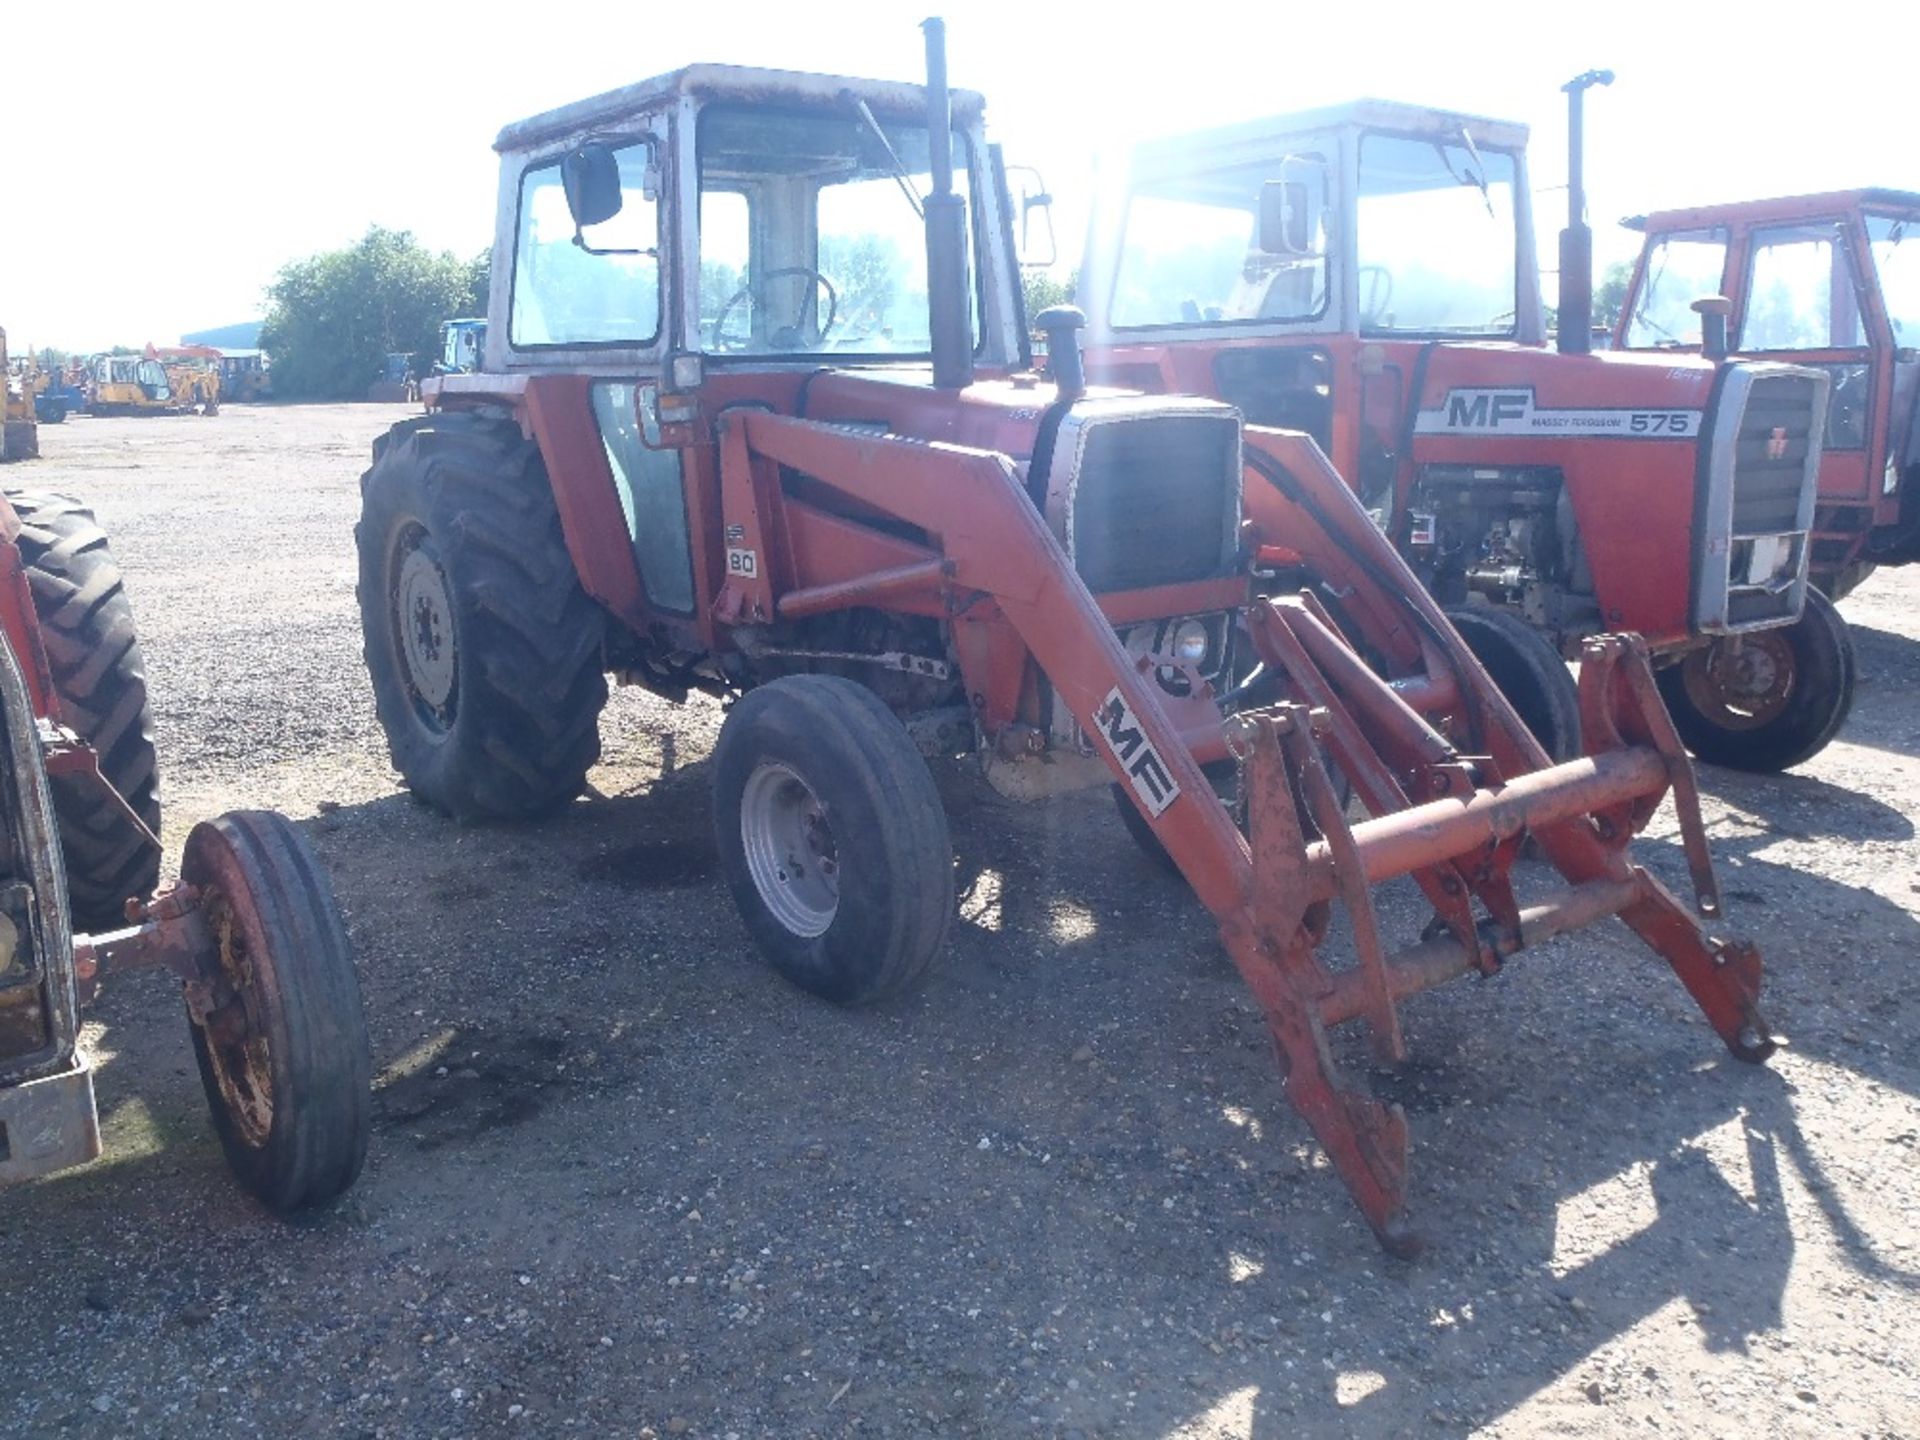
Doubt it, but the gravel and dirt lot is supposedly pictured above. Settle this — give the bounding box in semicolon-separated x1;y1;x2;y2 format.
1;403;1915;1438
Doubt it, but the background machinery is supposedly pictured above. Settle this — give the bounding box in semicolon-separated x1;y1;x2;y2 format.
1078;83;1843;774
1616;189;1920;601
353;23;1783;1252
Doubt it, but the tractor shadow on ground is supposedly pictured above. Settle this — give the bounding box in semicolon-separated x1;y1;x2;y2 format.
59;750;1909;1439
923;766;1920;1434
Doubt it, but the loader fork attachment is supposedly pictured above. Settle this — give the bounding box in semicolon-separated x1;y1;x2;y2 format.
1210;607;1775;1253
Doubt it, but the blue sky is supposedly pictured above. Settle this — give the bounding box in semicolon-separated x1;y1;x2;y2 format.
3;0;1908;350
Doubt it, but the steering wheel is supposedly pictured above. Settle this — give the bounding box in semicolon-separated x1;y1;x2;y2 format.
1357;265;1394;327
712;267;839;351
1828;364;1869;446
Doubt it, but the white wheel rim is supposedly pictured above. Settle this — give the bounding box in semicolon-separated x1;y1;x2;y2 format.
396;540;457;719
740;762;839;937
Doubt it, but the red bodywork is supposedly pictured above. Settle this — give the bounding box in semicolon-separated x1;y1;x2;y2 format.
1086;335;1725;649
424;365;1773;1251
1616;188;1920;584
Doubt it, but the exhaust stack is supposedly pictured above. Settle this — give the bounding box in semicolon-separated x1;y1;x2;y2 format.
922;17;975;389
1557;68;1613;356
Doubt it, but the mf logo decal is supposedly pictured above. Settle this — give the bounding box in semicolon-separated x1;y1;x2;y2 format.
1093;687;1181;817
726;547;759;579
1766;426;1790;461
1415;388;1703;439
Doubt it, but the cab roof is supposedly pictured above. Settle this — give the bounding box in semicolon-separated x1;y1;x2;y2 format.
1625;187;1920;232
1128;98;1529;173
496;64;985;153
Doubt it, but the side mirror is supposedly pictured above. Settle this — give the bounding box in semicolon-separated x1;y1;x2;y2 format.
562;143;625;230
1258;179;1316;257
1006;163;1058;269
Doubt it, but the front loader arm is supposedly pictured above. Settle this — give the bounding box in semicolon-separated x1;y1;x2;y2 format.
713;409;1774;1254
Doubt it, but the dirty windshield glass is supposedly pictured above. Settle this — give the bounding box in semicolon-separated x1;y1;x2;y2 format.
510;141;661;348
1867;213;1920;345
1625;227;1728;348
1108;156;1328;328
1355;134;1517;334
697;106;975;356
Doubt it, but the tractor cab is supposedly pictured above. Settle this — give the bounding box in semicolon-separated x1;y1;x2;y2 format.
438;318;485;374
1081;93;1849;777
1617;190;1920;588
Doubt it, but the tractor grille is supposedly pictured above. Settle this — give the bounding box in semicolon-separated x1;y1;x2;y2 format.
1052;400;1242;593
1696;364;1827;633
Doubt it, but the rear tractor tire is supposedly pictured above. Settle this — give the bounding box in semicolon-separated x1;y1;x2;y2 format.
1445;605;1581;762
713;675;954;1006
1657;588;1854;773
356;413;608;820
7;492;162;929
183;810;371;1212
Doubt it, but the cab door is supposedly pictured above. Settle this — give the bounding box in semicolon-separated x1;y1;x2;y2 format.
1733;219;1882;506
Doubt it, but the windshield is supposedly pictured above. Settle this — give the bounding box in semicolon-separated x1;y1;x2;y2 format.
1625;227;1727;348
696;106;976;357
1108;156;1329;329
1867;213;1920;346
1355;133;1518;334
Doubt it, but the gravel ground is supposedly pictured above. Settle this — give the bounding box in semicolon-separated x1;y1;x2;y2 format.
0;403;1915;1439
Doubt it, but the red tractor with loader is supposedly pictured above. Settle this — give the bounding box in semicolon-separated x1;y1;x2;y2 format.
1078;81;1848;774
1615;188;1920;605
356;22;1784;1253
0;490;369;1211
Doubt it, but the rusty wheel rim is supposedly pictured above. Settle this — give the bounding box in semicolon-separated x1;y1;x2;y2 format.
1678;634;1795;732
198;882;276;1149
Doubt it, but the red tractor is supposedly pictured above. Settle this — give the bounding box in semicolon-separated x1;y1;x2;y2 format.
356;23;1781;1252
1077;80;1848;774
0;491;369;1211
1615;189;1920;604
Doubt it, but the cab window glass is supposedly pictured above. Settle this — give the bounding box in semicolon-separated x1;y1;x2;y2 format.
1742;223;1865;350
1866;213;1920;345
1110;156;1328;328
511;141;661;348
1624;227;1726;348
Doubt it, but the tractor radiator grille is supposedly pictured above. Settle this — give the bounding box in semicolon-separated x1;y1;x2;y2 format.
1054;402;1242;593
1696;364;1828;634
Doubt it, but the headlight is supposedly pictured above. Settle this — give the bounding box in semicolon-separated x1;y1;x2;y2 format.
1124;624;1159;662
1170;619;1211;666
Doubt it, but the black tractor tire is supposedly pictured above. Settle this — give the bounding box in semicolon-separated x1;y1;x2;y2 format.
1445;605;1582;763
1114;759;1241;877
182;810;371;1213
7;492;162;928
713;674;954;1006
356;412;607;820
1657;588;1855;773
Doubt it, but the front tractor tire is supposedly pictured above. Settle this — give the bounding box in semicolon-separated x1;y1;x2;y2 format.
713;675;954;1006
1445;605;1581;762
7;492;162;929
356;413;608;820
1657;588;1855;773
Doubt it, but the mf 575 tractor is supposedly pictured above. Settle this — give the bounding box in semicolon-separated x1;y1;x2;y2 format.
1079;83;1845;775
1616;188;1920;602
356;22;1782;1252
0;491;369;1209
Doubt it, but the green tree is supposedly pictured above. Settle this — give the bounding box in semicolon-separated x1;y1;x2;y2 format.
1021;268;1076;320
260;227;485;400
1594;260;1633;330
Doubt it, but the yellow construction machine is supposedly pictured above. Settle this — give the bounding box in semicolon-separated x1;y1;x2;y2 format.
1;328;38;461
